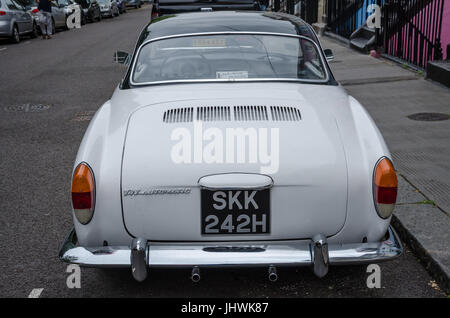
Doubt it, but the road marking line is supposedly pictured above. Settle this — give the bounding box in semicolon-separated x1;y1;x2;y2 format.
0;47;7;52
28;288;44;298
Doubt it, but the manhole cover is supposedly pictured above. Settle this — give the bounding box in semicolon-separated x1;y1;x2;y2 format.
407;113;449;121
3;104;51;113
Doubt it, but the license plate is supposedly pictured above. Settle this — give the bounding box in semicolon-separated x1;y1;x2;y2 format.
201;189;270;235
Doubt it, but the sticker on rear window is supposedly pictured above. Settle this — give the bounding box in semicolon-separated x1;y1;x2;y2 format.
216;71;249;79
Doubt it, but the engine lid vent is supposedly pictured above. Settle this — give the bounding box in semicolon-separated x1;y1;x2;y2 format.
234;106;269;121
270;106;302;121
163;106;302;123
163;107;194;123
197;106;231;121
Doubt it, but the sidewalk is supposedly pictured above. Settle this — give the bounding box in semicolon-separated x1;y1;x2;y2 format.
320;36;450;293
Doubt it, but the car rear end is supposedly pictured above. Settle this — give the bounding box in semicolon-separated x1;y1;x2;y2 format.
18;0;40;25
59;90;403;282
59;21;403;282
0;1;13;38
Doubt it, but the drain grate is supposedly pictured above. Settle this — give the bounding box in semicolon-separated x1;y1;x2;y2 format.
3;104;51;113
71;110;96;122
407;113;449;121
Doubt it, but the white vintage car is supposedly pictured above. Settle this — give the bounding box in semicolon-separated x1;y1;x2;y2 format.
60;11;402;282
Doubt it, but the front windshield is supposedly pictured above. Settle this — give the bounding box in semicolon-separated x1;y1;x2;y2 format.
97;0;110;4
132;34;327;84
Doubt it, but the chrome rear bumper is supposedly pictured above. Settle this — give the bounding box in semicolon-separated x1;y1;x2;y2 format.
60;226;402;277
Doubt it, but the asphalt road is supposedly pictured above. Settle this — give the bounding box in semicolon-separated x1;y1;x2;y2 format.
0;7;446;298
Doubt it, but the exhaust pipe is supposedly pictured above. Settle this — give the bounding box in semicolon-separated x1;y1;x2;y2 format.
268;265;278;282
191;266;201;283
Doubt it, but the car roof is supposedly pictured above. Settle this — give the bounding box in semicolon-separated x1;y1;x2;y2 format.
137;11;318;45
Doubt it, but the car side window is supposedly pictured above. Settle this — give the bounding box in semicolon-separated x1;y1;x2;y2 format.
12;0;24;10
5;0;18;10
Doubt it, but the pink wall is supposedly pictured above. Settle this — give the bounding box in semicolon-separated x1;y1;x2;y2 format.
386;0;449;67
441;0;450;60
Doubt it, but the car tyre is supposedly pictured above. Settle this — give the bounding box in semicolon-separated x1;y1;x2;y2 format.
97;12;102;21
64;15;70;30
11;25;20;43
51;18;56;35
30;22;39;38
81;12;87;25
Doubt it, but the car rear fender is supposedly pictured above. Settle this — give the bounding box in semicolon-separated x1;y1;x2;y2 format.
331;95;392;244
73;94;132;246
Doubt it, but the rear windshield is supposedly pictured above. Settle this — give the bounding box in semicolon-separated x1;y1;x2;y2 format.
132;34;327;84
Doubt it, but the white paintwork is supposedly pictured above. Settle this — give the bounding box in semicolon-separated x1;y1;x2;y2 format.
121;95;348;240
72;82;392;247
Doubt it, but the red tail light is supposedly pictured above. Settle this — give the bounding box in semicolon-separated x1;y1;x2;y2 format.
31;8;38;13
0;11;6;16
373;157;397;218
72;163;95;224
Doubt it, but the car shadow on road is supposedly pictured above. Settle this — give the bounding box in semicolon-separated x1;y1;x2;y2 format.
89;265;368;297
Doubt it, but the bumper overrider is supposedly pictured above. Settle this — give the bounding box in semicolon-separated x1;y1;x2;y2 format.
59;226;403;282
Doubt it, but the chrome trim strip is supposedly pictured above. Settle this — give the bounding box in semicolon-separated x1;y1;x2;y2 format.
129;32;330;87
59;226;402;268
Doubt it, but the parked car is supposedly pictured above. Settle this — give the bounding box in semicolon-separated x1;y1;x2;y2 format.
156;0;260;15
19;0;67;32
59;11;403;282
0;0;37;42
56;0;87;26
73;0;101;22
115;0;125;13
98;0;119;17
125;0;140;9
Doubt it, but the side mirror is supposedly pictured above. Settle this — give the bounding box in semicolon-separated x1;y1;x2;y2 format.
114;50;130;65
324;49;334;62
